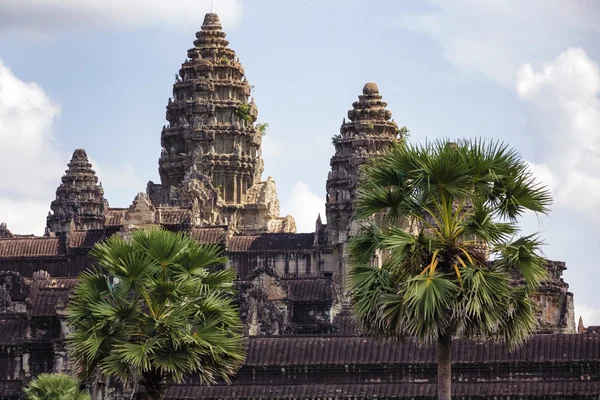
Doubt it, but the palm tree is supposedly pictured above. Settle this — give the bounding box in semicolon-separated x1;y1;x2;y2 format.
67;228;245;400
348;139;552;400
23;373;90;400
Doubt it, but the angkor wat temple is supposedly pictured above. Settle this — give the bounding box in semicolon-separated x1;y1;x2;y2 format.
1;13;599;400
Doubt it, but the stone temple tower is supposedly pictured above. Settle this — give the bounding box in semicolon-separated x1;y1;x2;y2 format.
325;83;400;245
148;13;294;233
46;149;106;235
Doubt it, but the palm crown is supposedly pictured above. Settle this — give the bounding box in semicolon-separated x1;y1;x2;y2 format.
348;139;552;347
67;228;245;399
23;373;90;400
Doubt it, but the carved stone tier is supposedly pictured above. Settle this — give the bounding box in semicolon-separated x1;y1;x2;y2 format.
325;83;400;244
151;13;294;234
157;13;262;205
46;149;106;235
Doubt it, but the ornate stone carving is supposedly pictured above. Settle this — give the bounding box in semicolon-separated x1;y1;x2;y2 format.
0;222;13;238
150;12;292;233
122;192;156;229
325;83;400;244
46;149;106;234
240;287;286;336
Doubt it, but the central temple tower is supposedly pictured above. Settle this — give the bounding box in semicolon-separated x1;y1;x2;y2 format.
148;13;294;233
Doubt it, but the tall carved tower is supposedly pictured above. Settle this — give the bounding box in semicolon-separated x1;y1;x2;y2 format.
46;149;106;235
149;13;294;233
325;83;400;244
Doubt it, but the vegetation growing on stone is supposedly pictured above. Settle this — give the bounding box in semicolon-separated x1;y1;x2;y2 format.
255;122;269;136
236;103;253;124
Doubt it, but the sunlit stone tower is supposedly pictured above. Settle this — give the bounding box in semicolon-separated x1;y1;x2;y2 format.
46;149;106;235
325;82;400;244
149;13;294;233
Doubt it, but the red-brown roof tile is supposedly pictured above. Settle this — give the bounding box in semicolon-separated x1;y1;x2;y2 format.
0;238;61;258
31;288;70;317
284;278;332;302
243;334;600;366
104;209;126;227
189;227;226;244
68;230;106;249
228;233;314;253
35;278;79;290
166;381;600;399
159;209;190;225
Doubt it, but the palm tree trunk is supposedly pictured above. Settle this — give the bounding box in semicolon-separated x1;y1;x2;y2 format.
437;332;453;400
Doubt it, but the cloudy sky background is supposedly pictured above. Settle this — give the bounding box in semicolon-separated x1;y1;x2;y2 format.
1;0;599;324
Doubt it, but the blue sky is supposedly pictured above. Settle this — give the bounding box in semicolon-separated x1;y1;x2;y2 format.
1;0;600;324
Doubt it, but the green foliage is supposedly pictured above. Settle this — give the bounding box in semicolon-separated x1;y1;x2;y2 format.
219;56;230;65
23;373;90;400
348;138;552;348
67;229;245;399
397;126;410;141
174;73;180;83
255;123;269;136
236;103;254;124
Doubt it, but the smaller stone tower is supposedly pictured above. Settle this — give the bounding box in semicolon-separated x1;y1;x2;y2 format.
0;223;13;238
46;149;106;235
325;83;400;245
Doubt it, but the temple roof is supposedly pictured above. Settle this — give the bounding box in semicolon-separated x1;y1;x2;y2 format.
0;237;61;258
167;381;600;400
165;334;600;399
189;226;227;244
0;230;319;259
228;233;314;252
283;277;333;303
243;334;600;366
68;230;108;249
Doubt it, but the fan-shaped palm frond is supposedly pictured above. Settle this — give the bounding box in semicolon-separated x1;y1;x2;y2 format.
23;373;90;400
67;228;245;400
348;138;552;400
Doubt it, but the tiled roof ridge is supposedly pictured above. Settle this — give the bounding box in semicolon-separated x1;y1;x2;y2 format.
166;380;600;399
243;334;600;366
0;236;57;241
234;232;315;238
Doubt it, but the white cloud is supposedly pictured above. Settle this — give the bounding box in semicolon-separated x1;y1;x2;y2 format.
0;60;63;197
0;59;63;235
0;0;242;36
575;303;600;327
516;48;600;218
261;135;284;159
396;0;600;87
281;182;325;233
0;198;50;237
0;60;143;235
91;159;145;207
